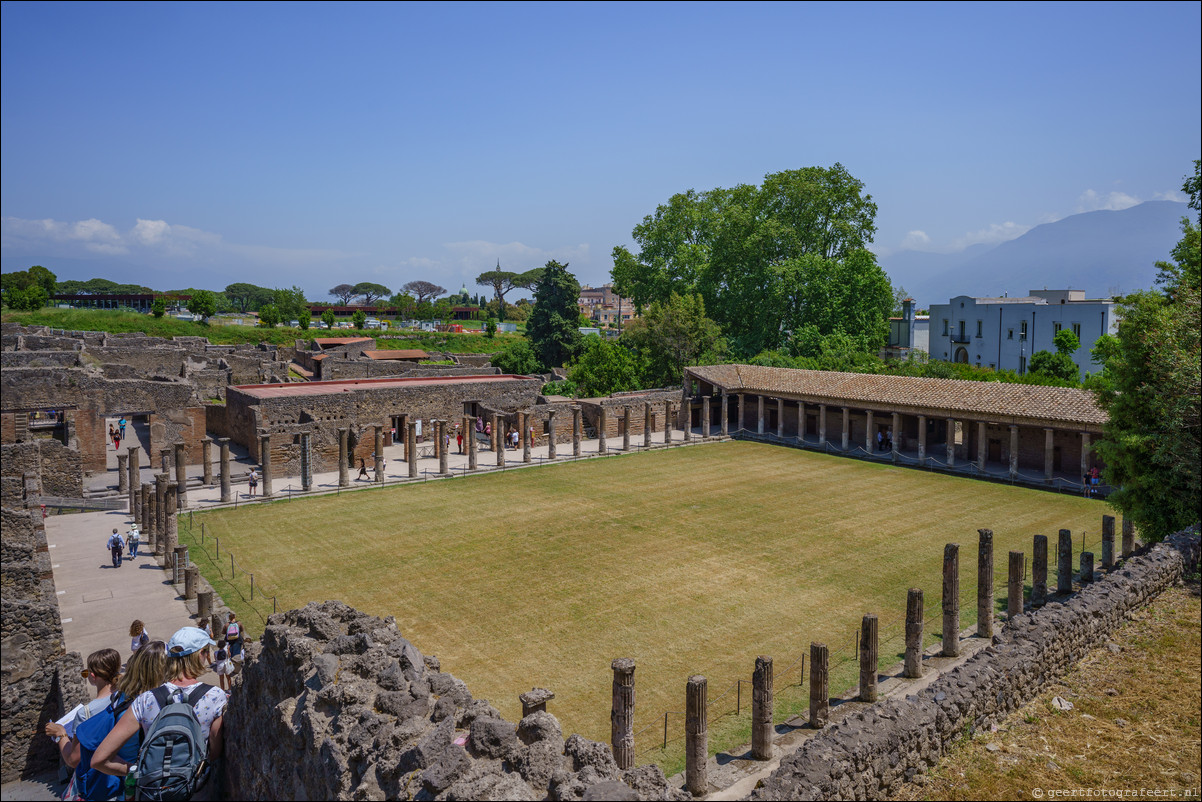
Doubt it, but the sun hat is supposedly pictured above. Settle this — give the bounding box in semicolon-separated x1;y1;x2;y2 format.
167;627;217;656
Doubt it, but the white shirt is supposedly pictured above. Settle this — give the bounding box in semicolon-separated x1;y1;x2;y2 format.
132;682;227;738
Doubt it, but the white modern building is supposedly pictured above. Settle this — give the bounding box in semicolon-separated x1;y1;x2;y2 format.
927;290;1118;379
883;299;930;359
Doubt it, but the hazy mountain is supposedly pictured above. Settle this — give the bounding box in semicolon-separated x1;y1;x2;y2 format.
880;200;1188;307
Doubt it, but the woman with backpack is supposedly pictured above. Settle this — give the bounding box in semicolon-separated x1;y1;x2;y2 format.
67;641;166;801
43;649;122;775
91;628;227;799
223;613;243;661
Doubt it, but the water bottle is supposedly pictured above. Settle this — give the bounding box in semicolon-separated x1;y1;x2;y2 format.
124;767;138;800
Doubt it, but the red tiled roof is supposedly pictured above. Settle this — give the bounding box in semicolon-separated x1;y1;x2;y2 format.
686;365;1107;427
362;349;429;360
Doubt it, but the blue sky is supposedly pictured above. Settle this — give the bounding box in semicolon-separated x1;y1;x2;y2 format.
2;1;1199;301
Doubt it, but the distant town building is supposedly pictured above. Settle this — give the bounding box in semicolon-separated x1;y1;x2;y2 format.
577;283;637;327
882;299;929;359
927;290;1118;378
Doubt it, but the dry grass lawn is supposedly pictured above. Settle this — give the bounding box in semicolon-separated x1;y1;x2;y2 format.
185;440;1114;771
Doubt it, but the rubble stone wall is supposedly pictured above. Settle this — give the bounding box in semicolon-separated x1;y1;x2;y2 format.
0;508;87;783
752;528;1202;801
223;601;685;801
0;440;83;501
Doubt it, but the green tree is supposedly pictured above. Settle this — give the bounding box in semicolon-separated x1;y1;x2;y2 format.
1093;164;1201;540
622;293;726;388
567;335;642;396
151;297;167;318
257;304;280;328
484;318;498;338
5;285;49;311
353;282;391;306
1027;349;1079;382
186;290;217;321
476;263;543;321
389;292;417;319
491;339;542;374
400;280;446;305
224;283;274;312
526;260;582;370
2;265;57;304
1053;328;1080;355
352;309;367;329
298;315;311;330
330;284;357;305
432;298;453;321
321;308;337;328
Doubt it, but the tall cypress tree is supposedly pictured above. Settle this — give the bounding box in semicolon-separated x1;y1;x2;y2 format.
526;260;583;370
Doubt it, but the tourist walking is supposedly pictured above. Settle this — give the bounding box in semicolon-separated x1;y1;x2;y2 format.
224;612;244;662
43;648;122;794
108;424;117;447
118;416;127;439
126;524;140;560
107;528;124;568
248;468;258;497
456;427;463;454
130;620;150;654
212;640;234;692
357;457;369;480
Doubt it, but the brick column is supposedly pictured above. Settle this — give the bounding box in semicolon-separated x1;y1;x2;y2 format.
720;393;729;437
572;407;582;456
1044;428;1054;483
260;433;273;497
946;419;956;466
917;415;927;465
201;439;213;486
338;428;349;487
598;406;608;454
1008;425;1019;479
218;438;231;502
300;431;312;491
701;397;711;439
117;453;129;494
174;442;188;509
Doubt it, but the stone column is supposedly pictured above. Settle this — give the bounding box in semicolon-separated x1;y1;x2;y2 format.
977;529;994;639
522;412;532;463
946;419;956;466
663;401;673;445
859;613;878;702
683;399;692;442
1122;519;1135;557
130;447;142;521
408;420;419;478
174;442;188;509
751;656;773;760
197;590;212;624
1032;535;1048;606
917;415;927;465
1080;431;1092;484
1080;552;1094;583
809;642;828;728
260;433;273;497
645;402;655;447
622;405;632;450
701;397;711;439
160;448;171;474
840;407;849;450
433;420;441;461
492;413;501;455
1101;515;1115;569
146;488;157;553
546;411;556;460
467;416;480;469
776;398;784;439
892;412;900;462
397;415;408;462
685;675;708;796
977;421;988;470
300;431;312;491
865;410;874;452
1042;428;1055;483
374;424;385;483
904;589;924;678
720;393;729;437
185;564;198;600
201;439;213;486
154;473;167;548
1008;425;1019;479
797;401;806;443
757;395;764;434
217;438;231;502
1008;551;1024;620
598;407;608;454
1057;529;1073;594
140;483;151;535
572;407;582;456
117;453;129;494
737;393;744;432
496;419;506;467
818;404;827;446
611;658;635;771
163;482;178;559
337;428;349;487
438;421;450;475
520;688;554;718
941;543;960;657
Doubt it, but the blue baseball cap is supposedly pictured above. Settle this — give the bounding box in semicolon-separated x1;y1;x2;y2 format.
167;627;217;656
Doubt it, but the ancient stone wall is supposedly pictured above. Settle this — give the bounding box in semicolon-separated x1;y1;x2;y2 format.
0;440;84;501
752;528;1202;801
0;351;83;368
223;601;685;801
0;507;87;783
577;390;681;438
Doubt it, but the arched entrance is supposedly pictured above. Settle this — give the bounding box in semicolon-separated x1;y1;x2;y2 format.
954;347;969;363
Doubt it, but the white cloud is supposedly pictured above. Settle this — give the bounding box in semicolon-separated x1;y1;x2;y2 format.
1;216;128;254
900;230;931;250
442;240;590;272
1076;189;1140;213
947;221;1031;251
1153;189;1187;202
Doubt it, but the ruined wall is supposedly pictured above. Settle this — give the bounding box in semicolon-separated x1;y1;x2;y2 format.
223;601;685;801
319;359;500;382
752;528;1202;801
0;441;84;501
0;508;87;783
0;351;83;368
578;390;681;439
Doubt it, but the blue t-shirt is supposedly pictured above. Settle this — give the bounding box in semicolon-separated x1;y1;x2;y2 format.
75;693;140;801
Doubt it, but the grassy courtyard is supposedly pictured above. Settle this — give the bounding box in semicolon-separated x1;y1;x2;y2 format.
184;440;1112;773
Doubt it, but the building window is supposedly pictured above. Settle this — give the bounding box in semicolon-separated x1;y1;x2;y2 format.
942;319;948;336
1020;321;1027;340
1072;322;1081;339
1007;329;1014;340
976;320;982;337
1053;321;1062;333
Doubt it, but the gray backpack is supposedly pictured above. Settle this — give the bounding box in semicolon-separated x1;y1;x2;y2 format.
134;684;213;801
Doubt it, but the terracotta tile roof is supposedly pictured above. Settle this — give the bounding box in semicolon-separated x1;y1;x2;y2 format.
686;364;1107;427
313;337;374;348
362;349;429;360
